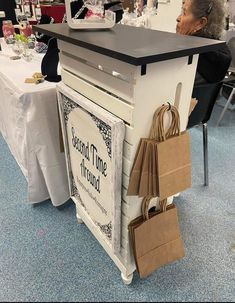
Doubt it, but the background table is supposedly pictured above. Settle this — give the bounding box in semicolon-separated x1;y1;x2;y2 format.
0;39;69;206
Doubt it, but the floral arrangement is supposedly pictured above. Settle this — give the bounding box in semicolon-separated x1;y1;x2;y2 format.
15;33;35;49
14;33;29;43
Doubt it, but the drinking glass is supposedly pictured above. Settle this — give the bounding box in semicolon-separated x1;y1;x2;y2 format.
12;41;24;56
22;42;33;62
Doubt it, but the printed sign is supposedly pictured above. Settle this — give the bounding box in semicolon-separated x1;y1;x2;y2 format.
57;84;125;252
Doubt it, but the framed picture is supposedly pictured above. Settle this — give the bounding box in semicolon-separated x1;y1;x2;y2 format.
57;83;125;253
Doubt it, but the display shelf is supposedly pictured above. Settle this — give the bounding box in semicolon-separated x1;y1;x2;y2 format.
33;23;226;283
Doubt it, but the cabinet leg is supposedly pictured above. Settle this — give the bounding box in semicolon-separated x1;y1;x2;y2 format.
121;272;133;285
76;213;84;224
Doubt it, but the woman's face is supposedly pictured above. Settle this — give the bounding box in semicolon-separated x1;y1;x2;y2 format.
176;0;206;35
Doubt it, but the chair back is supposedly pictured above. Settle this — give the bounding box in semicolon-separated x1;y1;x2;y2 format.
221;37;235;101
187;81;222;128
227;37;235;70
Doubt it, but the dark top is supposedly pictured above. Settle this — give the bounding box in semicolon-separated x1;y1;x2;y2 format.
0;0;17;37
33;23;226;66
196;43;231;84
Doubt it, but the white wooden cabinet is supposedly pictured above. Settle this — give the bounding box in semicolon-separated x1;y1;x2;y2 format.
33;23;225;284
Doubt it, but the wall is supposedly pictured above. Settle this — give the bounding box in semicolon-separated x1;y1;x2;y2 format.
150;0;182;33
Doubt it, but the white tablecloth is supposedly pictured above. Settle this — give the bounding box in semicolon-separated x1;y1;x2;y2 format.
0;39;70;206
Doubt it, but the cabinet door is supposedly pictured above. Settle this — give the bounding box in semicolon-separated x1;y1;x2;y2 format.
57;83;125;254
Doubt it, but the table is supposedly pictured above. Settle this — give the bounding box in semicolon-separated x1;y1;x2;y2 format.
0;39;70;206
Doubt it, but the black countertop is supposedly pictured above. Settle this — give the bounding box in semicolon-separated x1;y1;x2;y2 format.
33;23;225;66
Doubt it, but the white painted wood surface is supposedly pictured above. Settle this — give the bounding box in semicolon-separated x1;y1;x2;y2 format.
57;39;198;283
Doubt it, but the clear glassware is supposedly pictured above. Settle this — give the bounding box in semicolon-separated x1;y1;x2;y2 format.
12;40;24;56
22;42;33;62
28;36;36;50
2;20;15;44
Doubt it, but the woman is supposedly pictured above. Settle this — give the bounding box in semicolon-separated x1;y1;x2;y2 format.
176;0;231;84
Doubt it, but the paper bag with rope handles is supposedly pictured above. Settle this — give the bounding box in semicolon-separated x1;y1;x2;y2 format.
127;103;192;199
128;197;185;278
138;140;155;198
125;138;148;196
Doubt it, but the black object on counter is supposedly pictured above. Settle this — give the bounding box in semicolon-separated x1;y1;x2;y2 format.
41;38;61;82
35;14;55;45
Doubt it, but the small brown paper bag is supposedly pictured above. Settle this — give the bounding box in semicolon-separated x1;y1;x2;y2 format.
139;141;154;197
126;138;148;195
129;197;185;278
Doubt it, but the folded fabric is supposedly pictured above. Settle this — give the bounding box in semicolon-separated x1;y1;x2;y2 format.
35;42;48;54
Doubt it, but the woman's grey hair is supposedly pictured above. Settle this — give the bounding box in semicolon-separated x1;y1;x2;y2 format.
191;0;225;39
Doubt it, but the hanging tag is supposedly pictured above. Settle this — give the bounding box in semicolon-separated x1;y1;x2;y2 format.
23;5;31;18
15;8;22;19
35;7;42;21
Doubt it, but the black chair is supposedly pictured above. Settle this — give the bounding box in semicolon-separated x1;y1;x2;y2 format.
187;81;223;186
216;37;235;126
217;78;235;126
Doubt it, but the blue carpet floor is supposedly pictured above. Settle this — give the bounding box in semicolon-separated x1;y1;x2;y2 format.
0;103;234;302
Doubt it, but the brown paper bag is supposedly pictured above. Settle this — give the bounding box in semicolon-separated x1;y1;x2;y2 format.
129;197;185;278
126;139;148;195
139;141;154;197
156;131;191;199
151;105;191;199
127;104;191;199
127;107;163;197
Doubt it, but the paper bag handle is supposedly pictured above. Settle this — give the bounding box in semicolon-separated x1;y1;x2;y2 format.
142;196;167;221
149;103;180;141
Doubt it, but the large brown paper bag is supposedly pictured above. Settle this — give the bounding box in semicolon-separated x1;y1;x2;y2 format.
156;131;191;199
150;104;191;199
129;197;185;278
127;104;191;199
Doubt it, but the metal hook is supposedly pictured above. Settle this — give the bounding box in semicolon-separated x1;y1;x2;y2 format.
167;102;171;111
